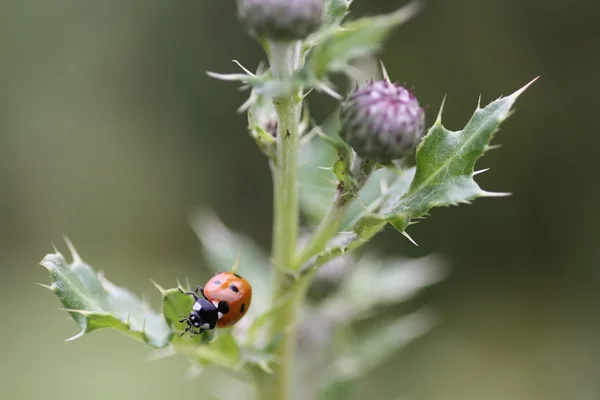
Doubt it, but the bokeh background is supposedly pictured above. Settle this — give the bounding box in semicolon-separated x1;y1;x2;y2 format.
2;0;599;399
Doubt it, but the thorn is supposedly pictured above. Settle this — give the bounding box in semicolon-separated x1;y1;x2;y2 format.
185;277;192;291
508;76;540;101
477;94;482;109
176;279;184;290
473;168;490;176
146;347;175;362
65;330;85;342
301;87;315;100
51;243;60;254
232;60;255;76
481;190;512;198
486;144;502;151
321;174;338;186
355;195;370;213
255;61;266;75
231;247;242;273
401;230;419;246
379;60;391;82
151;280;166;295
258;360;273;374
59;308;92;316
317;83;343;100
36;282;54;291
205;71;248;81
63;236;82;264
237;94;254;113
435;95;446;125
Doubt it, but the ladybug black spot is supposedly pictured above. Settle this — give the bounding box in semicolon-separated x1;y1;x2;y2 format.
214;280;222;285
240;303;245;313
230;284;239;293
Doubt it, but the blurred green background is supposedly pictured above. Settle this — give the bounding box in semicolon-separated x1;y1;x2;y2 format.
2;0;599;399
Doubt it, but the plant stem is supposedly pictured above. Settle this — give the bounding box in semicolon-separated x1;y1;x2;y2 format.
268;40;302;400
295;157;375;269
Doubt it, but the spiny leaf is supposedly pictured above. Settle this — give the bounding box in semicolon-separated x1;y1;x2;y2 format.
335;254;448;318
189;209;271;317
328;308;438;382
299;135;338;223
305;2;422;79
358;78;538;233
153;282;213;345
40;240;171;348
174;331;242;369
303;0;352;53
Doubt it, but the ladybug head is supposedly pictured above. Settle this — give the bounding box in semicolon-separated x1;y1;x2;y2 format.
178;298;230;337
188;311;202;329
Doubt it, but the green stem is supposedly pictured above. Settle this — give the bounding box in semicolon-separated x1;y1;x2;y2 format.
268;40;302;400
295;157;375;269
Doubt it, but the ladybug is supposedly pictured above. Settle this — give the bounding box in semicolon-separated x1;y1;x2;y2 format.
178;271;252;336
203;271;252;328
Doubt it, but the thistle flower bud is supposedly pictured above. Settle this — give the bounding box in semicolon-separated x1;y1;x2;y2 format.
237;0;325;41
340;80;426;164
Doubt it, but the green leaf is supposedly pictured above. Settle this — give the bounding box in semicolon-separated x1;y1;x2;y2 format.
153;283;213;345
303;0;351;53
336;254;448;318
39;240;171;348
305;2;421;79
299;135;337;223
328;309;438;382
299;136;400;230
189;210;272;316
174;331;242;369
358;78;538;233
324;0;351;26
299;110;386;226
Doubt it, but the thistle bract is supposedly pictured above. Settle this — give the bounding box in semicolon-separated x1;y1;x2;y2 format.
237;0;325;41
340;80;426;163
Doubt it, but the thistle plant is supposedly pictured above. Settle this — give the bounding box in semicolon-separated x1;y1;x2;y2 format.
38;1;536;399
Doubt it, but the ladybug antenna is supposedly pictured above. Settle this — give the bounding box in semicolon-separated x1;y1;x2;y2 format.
231;248;242;274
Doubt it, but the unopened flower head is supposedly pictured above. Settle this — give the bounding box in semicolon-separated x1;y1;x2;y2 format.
340;80;426;163
237;0;325;41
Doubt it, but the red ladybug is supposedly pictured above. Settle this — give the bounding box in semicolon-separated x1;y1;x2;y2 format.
178;271;253;336
203;272;252;328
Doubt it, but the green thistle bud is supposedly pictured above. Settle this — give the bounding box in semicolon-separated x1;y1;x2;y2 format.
340;80;426;164
237;0;325;41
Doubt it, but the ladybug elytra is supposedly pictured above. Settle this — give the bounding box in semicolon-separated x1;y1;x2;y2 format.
178;271;252;336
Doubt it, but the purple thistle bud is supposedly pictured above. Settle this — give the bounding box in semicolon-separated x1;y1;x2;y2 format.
339;80;426;163
237;0;325;41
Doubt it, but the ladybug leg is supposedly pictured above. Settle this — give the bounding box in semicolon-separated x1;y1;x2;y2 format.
179;324;192;337
196;286;208;300
178;287;199;300
190;328;204;337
